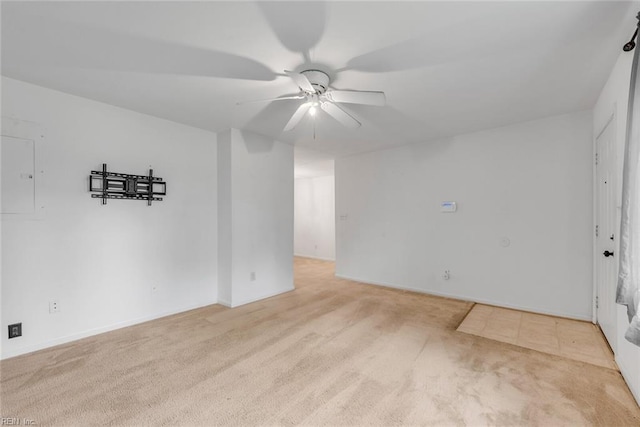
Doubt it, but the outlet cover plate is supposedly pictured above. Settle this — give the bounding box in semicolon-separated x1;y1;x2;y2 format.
49;300;60;313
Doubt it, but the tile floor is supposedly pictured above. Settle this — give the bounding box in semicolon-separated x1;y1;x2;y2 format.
457;304;617;370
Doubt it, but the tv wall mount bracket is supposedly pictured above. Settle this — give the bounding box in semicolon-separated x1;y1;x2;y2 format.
89;163;166;206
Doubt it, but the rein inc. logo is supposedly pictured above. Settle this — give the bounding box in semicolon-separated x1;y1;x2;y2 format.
0;418;36;425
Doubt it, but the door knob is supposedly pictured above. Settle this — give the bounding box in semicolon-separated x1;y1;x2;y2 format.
603;250;614;257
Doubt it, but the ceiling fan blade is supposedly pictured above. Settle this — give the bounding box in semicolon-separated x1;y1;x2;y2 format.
283;103;312;131
2;9;277;81
285;70;315;93
325;90;386;106
257;2;326;62
321;102;361;129
237;94;305;105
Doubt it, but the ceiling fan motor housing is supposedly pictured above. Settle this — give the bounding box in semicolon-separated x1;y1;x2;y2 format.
301;70;330;94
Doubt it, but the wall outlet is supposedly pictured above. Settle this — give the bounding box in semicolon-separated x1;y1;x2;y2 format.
8;323;22;339
49;300;60;313
250;272;256;281
442;270;451;281
151;285;158;293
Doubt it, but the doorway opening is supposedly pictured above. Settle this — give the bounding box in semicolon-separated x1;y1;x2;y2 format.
293;157;336;262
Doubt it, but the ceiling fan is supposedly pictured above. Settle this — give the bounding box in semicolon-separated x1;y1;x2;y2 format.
240;69;386;132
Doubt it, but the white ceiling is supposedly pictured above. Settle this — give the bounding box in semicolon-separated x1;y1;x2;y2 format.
1;1;637;164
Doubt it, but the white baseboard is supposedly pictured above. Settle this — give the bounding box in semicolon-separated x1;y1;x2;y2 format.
617;355;640;406
294;253;336;262
1;299;217;360
226;286;295;308
335;274;591;322
217;298;232;308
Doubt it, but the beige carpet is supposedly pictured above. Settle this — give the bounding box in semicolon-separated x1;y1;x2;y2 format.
458;304;617;370
0;257;638;426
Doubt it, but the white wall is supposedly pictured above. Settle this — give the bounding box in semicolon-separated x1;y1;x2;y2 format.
594;50;640;405
294;175;335;261
217;129;294;307
336;110;593;320
1;77;218;359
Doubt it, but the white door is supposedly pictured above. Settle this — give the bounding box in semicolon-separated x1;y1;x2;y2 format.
595;118;617;350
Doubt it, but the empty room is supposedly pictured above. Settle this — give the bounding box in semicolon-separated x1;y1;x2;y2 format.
2;1;640;425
